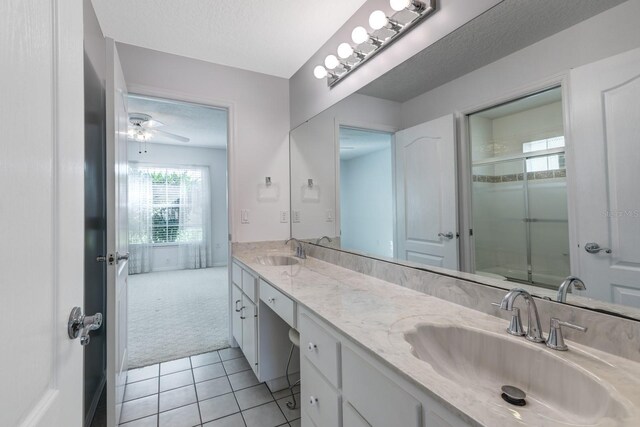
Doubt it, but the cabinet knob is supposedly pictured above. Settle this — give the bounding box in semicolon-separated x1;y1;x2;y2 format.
309;396;318;406
307;342;317;352
268;297;276;304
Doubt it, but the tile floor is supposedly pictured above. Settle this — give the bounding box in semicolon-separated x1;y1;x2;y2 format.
119;347;301;427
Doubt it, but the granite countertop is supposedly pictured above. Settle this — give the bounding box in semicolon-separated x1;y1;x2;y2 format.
233;245;640;427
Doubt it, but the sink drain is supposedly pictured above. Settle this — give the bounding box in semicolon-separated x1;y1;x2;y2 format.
501;385;526;406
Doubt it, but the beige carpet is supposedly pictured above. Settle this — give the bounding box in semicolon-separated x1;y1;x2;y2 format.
127;267;229;368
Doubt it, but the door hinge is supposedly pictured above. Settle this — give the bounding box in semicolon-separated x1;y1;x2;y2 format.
469;228;474;236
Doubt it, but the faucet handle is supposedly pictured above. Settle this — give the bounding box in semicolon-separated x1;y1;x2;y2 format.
546;317;587;351
492;303;525;337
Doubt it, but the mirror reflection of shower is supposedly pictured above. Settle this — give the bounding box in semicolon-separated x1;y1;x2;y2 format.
469;87;570;288
339;126;395;259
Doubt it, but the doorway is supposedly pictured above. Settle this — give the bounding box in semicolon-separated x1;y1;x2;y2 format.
468;87;570;287
339;126;395;258
125;94;230;368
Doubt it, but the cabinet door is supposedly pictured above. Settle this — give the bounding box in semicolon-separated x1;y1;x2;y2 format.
232;284;243;347
242;297;258;376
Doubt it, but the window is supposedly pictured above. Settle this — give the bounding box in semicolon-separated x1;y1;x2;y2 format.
129;165;207;244
523;136;565;172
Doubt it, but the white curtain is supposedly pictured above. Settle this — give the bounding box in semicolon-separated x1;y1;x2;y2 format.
128;166;153;274
177;166;213;269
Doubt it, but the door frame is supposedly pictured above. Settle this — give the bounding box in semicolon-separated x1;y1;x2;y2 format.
334;119;399;257
456;72;580;278
122;82;237;345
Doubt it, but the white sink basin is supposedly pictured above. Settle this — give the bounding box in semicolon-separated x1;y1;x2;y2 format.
403;323;628;425
255;255;299;266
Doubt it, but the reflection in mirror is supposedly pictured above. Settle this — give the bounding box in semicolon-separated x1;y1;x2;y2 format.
470;87;571;289
289;1;640;320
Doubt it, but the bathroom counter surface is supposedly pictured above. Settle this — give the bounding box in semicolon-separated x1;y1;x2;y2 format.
233;246;640;427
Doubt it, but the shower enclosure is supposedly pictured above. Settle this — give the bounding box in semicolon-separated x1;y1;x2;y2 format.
469;88;570;287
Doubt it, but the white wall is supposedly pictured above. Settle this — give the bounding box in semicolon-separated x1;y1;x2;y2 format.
129;143;228;269
340;146;394;258
117;43;290;243
400;0;640;128
289;0;501;128
290;94;401;239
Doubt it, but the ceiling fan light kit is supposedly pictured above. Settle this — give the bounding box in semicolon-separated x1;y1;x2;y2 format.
314;0;436;87
128;112;190;153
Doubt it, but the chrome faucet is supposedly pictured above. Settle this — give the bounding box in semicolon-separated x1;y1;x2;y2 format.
285;238;306;259
315;236;332;245
499;288;545;343
556;276;586;302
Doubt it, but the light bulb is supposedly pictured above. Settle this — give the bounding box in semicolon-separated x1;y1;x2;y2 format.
390;0;411;11
351;26;369;44
324;54;339;70
337;43;354;59
313;65;327;79
369;10;388;30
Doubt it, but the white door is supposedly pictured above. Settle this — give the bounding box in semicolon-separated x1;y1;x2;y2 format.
395;114;458;269
570;47;640;307
0;1;84;426
242;297;259;376
106;38;130;426
232;284;243;345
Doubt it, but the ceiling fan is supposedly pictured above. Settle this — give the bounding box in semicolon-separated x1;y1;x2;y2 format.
128;113;190;151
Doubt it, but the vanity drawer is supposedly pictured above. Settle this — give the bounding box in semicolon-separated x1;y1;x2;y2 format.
259;279;295;327
301;357;341;427
299;312;341;388
232;262;242;286
241;269;257;302
342;346;421;427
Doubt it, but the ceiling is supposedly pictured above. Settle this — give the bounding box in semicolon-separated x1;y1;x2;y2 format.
92;0;367;78
339;127;392;160
128;94;228;149
358;0;627;102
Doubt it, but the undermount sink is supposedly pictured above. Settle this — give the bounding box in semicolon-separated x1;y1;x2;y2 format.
255;255;299;266
403;323;628;425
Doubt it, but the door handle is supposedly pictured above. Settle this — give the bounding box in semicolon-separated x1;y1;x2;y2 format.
68;307;103;346
116;252;129;263
584;242;612;254
97;254;115;265
438;232;454;240
234;299;243;312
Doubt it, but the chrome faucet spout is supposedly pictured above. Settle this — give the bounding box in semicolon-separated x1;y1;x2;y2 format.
284;238;306;259
557;276;586;302
499;288;545;343
315;236;332;245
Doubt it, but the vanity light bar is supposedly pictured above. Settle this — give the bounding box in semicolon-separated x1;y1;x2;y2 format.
314;0;436;87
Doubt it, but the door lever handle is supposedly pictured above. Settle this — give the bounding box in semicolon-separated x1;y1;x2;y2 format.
116;252;130;263
584;242;611;254
438;232;454;240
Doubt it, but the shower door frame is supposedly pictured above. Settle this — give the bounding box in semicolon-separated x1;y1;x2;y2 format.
455;75;580;282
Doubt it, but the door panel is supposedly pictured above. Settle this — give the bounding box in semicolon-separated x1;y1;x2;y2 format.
395;114;458;269
570;47;640;306
242;298;258;376
0;1;84;426
232;285;243;346
106;38;129;426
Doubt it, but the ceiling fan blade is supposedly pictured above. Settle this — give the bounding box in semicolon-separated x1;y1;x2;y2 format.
151;129;190;142
143;118;165;128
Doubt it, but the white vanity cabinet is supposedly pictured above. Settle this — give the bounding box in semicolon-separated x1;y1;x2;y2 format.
231;261;259;377
297;307;471;427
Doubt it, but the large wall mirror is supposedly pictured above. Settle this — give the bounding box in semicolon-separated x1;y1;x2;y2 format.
290;0;640;320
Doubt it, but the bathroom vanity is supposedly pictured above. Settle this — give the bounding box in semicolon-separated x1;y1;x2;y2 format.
231;243;640;427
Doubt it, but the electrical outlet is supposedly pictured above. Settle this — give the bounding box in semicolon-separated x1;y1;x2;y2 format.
241;209;250;224
292;210;301;223
325;209;334;222
280;211;289;223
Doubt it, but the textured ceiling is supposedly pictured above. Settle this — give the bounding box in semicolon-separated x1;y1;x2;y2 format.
91;0;367;78
358;0;627;102
127;94;228;149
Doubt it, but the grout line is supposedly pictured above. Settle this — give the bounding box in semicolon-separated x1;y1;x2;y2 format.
220;357;248;427
189;358;205;426
157;368;160;427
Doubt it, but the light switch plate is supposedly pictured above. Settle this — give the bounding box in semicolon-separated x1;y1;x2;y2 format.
280;211;289;223
292;210;301;223
241;209;250;224
325;209;334;222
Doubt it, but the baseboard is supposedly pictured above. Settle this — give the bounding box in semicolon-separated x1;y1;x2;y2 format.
85;371;106;427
